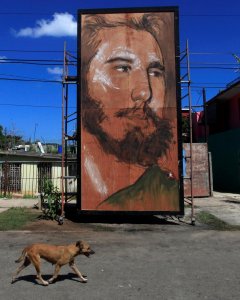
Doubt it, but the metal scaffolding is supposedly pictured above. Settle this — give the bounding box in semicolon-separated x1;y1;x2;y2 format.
180;40;195;225
61;43;78;218
61;41;196;224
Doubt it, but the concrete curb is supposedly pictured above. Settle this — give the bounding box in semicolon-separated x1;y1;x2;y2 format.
0;198;38;209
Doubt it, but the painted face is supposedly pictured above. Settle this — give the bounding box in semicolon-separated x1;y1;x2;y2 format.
86;27;166;141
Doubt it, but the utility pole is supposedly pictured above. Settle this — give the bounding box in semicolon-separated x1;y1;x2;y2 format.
202;88;208;142
34;123;38;142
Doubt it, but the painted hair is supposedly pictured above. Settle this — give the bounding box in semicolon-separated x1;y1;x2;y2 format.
80;12;176;113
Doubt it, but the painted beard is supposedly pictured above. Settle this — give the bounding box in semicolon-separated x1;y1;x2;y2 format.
82;95;173;167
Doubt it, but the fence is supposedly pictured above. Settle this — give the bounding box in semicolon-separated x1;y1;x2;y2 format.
0;161;77;196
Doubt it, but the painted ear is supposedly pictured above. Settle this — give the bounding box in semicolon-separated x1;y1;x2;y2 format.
76;241;83;249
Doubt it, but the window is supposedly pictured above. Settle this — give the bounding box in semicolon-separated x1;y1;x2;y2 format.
0;163;21;193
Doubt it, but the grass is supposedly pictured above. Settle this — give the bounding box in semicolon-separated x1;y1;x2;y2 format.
196;211;240;231
0;193;12;199
0;207;40;231
23;194;37;199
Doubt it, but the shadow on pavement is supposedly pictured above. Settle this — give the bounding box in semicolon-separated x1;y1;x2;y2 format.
11;273;83;285
64;204;180;226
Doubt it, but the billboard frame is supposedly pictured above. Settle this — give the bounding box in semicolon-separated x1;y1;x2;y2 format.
77;6;184;216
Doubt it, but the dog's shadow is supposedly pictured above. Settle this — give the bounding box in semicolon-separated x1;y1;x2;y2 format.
12;273;84;285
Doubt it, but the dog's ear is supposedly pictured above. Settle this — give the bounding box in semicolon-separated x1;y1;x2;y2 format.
76;241;83;249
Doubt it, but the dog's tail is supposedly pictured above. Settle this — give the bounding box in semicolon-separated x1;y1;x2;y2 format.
15;248;27;263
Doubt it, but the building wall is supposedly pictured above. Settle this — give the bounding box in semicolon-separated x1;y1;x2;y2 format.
229;96;240;129
51;165;62;190
183;143;211;197
208;128;240;193
21;163;38;194
1;160;65;195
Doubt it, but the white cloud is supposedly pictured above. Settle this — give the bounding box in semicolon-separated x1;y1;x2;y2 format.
47;67;63;75
14;13;77;38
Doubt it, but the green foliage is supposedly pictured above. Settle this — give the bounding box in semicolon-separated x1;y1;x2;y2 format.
0;125;4;149
0;208;39;231
41;179;62;220
182;116;190;142
23;194;38;199
0;124;24;150
0;193;12;199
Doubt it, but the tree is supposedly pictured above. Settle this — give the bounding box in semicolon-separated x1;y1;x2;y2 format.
0;124;24;150
0;125;5;149
182;115;190;143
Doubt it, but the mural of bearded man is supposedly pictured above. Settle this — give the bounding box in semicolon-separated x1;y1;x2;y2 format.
78;10;183;212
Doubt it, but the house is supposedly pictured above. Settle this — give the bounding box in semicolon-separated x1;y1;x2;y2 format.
205;78;240;193
0;151;77;196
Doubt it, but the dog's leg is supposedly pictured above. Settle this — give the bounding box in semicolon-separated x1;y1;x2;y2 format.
12;257;31;283
30;255;49;286
48;264;62;283
69;261;87;282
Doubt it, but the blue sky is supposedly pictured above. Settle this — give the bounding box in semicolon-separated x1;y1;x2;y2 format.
0;0;240;143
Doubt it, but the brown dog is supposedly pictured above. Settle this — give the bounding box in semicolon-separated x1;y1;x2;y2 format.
12;240;95;286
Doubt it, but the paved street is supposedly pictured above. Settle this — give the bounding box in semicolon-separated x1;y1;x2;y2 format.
1;223;240;300
0;192;240;299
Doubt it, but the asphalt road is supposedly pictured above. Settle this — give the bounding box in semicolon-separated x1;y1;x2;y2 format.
1;222;240;300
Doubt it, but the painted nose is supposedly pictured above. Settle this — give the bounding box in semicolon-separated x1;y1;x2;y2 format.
131;81;151;103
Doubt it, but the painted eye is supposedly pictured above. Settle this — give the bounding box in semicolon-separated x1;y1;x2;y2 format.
148;69;163;77
115;65;131;73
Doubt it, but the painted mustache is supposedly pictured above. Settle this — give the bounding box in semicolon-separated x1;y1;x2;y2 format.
115;107;148;120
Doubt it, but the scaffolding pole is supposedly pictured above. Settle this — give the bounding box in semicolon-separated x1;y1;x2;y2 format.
61;43;78;222
181;40;195;225
61;42;67;218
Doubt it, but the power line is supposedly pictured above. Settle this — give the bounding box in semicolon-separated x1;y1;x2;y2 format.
0;73;54;80
0;49;238;55
0;58;76;65
0;77;61;83
184;62;238;66
0;12;57;15
0;103;61;108
0;103;76;109
191;82;230;85
0;49;77;55
190;52;240;55
0;61;75;66
0;76;233;88
181;66;239;70
1;62;238;69
1;56;238;66
182;14;240;17
0;58;76;66
2;58;63;62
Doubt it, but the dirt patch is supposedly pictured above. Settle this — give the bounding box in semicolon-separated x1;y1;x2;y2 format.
21;209;176;232
22;217;92;232
17;205;183;233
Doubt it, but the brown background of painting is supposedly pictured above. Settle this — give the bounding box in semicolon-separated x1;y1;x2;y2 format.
80;12;179;210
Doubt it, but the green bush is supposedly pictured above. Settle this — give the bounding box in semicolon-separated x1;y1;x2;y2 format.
0;193;12;199
41;179;62;220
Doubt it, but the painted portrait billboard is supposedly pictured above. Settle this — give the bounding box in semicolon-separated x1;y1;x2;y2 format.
78;7;183;213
